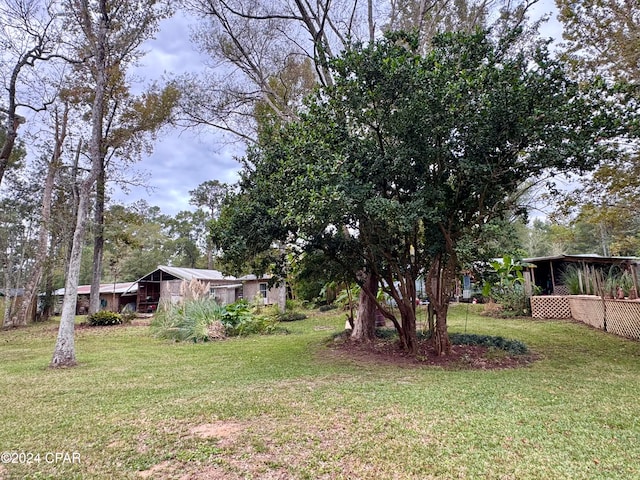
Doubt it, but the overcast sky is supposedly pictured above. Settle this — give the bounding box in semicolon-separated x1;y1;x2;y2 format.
113;9;244;216
117;0;563;217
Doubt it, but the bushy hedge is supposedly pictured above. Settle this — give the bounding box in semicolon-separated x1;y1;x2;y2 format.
87;311;123;326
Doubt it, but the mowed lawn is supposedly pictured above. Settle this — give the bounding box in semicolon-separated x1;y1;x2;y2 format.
0;305;639;480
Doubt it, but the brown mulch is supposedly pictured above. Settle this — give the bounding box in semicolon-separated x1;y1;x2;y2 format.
325;333;539;370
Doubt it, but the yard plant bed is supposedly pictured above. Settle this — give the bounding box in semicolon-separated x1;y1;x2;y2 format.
328;331;538;370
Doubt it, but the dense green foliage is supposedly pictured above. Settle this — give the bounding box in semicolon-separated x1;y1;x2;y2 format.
449;332;529;355
220;300;280;336
86;310;123;326
216;28;631;354
482;255;531;314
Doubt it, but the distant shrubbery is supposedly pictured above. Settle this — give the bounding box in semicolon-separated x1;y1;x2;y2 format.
449;333;529;355
277;312;307;322
87;311;123;326
412;330;529;355
151;298;284;342
318;304;338;312
221;300;280;336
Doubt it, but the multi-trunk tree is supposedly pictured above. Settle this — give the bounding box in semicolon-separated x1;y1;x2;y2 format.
185;0;546;342
217;28;632;355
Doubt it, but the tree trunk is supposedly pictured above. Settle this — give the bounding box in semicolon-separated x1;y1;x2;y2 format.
397;299;418;354
2;252;14;328
0;117;18;187
41;270;55;321
0;60;27;187
51;3;108;368
425;252;456;355
392;272;418;354
277;281;287;313
427;303;434;336
432;301;452;355
351;271;378;342
66;140;82;272
51;174;98;367
89;166;106;314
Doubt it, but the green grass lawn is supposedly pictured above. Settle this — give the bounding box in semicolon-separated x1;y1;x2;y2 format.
0;304;639;479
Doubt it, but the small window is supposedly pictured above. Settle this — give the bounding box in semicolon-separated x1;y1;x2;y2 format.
259;283;267;298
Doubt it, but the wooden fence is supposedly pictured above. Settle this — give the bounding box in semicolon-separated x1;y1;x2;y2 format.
531;295;640;341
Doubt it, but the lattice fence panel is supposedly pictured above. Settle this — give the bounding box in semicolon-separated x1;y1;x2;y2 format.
568;297;605;329
605;300;640;341
532;295;640;340
553;285;570;296
531;296;572;319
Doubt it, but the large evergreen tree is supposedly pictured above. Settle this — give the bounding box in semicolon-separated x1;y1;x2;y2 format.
217;28;631;355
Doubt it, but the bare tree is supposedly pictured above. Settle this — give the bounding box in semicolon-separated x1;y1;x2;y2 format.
178;0;376;140
51;0;171;367
14;103;69;326
0;0;65;186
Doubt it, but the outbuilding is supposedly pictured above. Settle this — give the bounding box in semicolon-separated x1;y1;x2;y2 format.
130;266;286;313
523;254;640;297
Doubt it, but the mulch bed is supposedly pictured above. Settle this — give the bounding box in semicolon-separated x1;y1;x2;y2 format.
327;333;539;370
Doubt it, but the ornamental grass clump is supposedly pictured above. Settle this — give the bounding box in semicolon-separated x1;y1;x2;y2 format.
151;298;226;342
151;298;280;342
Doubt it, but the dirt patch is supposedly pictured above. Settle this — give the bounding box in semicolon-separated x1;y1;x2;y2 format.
137;422;249;479
130;318;152;326
138;460;176;479
188;421;245;440
325;333;538;370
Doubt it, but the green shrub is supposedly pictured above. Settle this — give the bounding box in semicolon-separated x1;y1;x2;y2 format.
277;312;307;322
482;255;531;315
449;333;529;355
221;300;280;336
495;286;529;315
87;311;123;326
318;304;337;312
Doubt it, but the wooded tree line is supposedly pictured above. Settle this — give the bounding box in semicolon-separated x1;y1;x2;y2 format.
0;0;638;363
